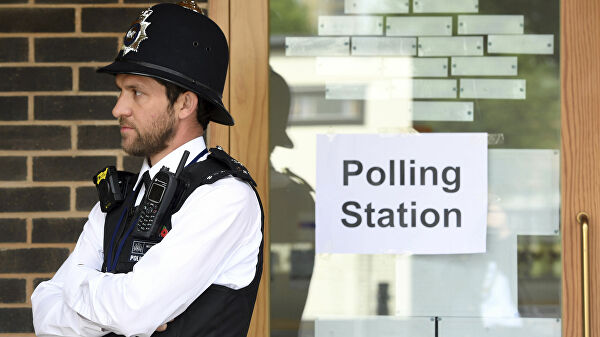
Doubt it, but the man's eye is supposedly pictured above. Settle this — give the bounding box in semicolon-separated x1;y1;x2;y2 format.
134;90;143;96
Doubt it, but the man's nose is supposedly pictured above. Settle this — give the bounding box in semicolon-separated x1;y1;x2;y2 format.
112;95;132;119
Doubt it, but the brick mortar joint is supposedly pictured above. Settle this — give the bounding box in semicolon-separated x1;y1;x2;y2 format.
0;4;162;8
0;243;77;248
0;150;122;154
0;182;97;188
0;34;123;38
0;123;119;127
0;303;33;308
0;273;56;278
0;212;90;218
0;91;118;95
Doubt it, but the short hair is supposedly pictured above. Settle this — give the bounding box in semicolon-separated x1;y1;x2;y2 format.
155;78;210;130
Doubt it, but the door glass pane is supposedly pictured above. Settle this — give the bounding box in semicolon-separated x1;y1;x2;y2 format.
269;0;560;336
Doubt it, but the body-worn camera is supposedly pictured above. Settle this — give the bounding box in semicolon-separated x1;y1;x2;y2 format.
93;166;135;213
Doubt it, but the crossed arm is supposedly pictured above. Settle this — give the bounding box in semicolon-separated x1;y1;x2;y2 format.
32;178;262;337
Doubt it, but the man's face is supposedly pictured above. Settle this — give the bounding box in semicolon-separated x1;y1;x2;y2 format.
112;74;177;157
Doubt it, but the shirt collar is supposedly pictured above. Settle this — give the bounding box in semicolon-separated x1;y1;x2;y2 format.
135;137;208;187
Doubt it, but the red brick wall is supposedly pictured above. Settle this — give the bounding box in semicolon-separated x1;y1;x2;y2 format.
0;0;206;334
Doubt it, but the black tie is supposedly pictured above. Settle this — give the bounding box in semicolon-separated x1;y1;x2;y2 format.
141;170;151;191
133;171;151;214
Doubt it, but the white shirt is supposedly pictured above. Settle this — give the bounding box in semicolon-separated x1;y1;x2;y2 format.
31;137;263;337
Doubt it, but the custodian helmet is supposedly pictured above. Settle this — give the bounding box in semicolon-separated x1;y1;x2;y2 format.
97;1;233;125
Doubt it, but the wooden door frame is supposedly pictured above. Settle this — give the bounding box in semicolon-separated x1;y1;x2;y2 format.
209;0;600;335
208;1;270;336
562;0;600;335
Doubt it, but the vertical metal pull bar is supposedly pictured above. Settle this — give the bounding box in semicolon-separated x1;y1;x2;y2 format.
578;212;590;337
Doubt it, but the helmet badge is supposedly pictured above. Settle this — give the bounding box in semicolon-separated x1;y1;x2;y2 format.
121;8;153;56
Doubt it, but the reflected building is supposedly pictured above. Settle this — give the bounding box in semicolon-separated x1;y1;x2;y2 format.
269;0;561;335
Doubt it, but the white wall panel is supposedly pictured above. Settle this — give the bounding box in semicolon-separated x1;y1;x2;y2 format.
387;16;452;36
488;149;560;236
352;37;416;56
488;35;554;54
412;101;474;121
319;16;383;36
458;15;524;35
384;57;448;77
396;235;518;317
460;79;525;99
325;79;456;99
412;79;456;98
316;57;383;78
285;37;350;56
316;57;447;78
344;0;409;14
316;317;433;337
325;82;388;100
419;37;483;56
413;0;478;13
440;317;561;337
451;57;517;76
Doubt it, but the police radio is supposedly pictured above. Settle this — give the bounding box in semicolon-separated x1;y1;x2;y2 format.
132;150;189;239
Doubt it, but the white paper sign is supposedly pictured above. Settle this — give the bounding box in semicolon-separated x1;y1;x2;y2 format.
316;133;487;255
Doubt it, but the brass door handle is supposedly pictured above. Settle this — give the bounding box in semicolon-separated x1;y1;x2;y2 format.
578;212;590;337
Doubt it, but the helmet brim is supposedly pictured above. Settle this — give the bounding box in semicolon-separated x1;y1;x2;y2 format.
97;59;234;126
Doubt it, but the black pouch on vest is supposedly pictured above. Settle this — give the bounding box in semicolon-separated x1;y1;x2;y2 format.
93;166;136;213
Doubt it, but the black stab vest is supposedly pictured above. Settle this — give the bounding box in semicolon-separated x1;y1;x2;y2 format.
100;148;263;337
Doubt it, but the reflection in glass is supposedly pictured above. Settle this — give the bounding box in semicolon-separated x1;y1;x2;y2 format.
316;317;433;336
412;101;474;122
457;15;525;35
386;16;452;36
344;0;409;14
418;36;484;57
442;317;561;336
318;16;383;36
460;79;526;99
451;57;518;76
325;79;456;100
487;35;555;55
351;37;416;56
398;235;519;318
270;70;316;336
270;0;560;335
285;37;350;56
413;0;479;13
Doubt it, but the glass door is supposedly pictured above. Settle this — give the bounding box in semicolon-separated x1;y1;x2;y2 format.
268;0;562;336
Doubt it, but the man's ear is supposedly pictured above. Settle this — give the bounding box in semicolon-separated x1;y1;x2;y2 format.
176;91;198;120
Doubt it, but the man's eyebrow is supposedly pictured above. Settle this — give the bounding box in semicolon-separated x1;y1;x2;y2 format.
115;83;141;91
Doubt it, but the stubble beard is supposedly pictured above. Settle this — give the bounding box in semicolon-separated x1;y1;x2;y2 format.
119;106;177;158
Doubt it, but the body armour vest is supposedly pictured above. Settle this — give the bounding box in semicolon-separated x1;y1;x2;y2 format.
97;148;263;337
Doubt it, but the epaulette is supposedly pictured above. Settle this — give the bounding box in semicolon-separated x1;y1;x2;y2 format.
171;147;257;213
202;146;257;187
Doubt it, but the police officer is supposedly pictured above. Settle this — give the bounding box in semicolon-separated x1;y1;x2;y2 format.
31;2;263;336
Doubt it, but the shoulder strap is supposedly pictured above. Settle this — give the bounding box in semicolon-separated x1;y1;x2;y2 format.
199;147;257;187
171;147;257;213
